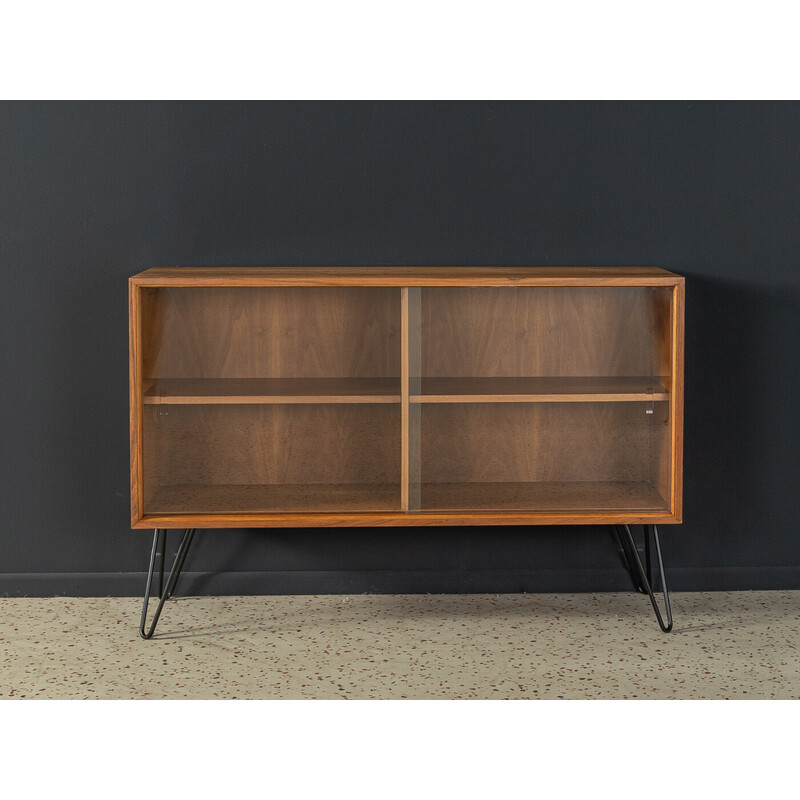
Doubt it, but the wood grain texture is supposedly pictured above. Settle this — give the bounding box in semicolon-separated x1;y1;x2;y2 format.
128;280;142;524
149;482;669;514
670;280;685;521
407;288;422;511
143;378;401;404
401;289;409;510
134;510;681;528
647;286;673;509
422;287;672;378
420;402;665;486
139;287;162;380
130;266;683;287
413;376;669;403
141;404;401;515
644;394;672;520
142;406;162;510
143;287;400;379
148;484;399;514
419;481;667;512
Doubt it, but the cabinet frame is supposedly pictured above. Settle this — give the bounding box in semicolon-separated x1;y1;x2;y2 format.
129;267;684;529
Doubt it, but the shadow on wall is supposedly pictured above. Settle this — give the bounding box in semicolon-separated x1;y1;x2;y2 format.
679;272;800;578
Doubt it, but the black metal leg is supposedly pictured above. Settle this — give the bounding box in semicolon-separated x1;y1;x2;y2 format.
614;524;646;593
140;528;196;639
164;528;196;600
156;529;166;599
620;524;673;633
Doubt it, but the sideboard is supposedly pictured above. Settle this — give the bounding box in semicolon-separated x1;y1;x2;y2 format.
130;267;684;636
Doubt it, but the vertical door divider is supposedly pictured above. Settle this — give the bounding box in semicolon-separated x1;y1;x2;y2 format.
401;288;410;511
401;287;422;512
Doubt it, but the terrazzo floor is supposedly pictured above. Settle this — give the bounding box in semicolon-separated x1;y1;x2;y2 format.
1;591;798;699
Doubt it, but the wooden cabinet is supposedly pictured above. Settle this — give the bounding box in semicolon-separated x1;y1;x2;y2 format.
129;267;683;529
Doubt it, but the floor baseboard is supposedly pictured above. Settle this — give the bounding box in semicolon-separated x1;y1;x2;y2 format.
2;566;800;597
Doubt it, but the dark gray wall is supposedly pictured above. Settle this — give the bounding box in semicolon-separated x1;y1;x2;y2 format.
2;101;798;596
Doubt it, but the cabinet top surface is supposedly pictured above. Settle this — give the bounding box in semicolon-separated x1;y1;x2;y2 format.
130;266;683;287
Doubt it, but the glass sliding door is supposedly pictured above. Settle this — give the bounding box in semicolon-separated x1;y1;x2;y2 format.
406;286;674;513
140;286;403;514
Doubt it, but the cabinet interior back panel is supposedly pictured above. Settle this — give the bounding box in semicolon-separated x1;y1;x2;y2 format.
143;404;401;489
420;402;669;486
142;287;401;379
421;287;672;377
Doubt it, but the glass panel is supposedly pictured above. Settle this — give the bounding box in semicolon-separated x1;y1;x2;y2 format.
418;402;670;512
415;286;673;513
140;287;402;514
143;403;400;514
420;286;672;382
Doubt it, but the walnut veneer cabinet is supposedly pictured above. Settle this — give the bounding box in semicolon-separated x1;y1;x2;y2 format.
130;267;684;636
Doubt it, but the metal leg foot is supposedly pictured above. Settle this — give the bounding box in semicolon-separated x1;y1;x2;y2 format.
139;528;196;639
619;524;673;633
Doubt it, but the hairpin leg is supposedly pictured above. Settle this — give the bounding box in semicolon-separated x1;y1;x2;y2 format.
618;524;673;633
140;528;197;639
614;524;646;593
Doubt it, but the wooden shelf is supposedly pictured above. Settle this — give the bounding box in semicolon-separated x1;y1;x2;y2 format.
143;378;401;405
412;377;669;403
148;483;400;513
146;482;667;514
143;377;668;405
417;482;668;512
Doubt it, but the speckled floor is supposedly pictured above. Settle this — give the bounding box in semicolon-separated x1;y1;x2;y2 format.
1;592;798;699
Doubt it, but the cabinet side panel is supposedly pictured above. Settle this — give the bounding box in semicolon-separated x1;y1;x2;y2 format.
128;282;143;524
648;287;674;510
140;287;163;380
142;405;161;509
648;287;673;377
671;281;685;520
